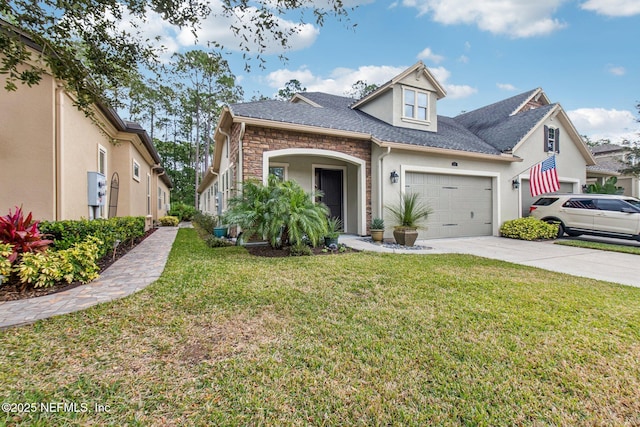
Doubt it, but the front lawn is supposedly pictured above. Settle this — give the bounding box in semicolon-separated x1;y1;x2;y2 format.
2;228;640;425
556;238;640;255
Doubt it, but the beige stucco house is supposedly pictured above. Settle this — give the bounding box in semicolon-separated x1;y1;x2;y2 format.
0;30;172;225
199;61;595;239
587;143;639;197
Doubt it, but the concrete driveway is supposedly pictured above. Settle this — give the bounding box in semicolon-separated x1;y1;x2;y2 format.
343;235;640;288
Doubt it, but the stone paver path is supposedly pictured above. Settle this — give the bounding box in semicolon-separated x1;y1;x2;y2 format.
0;226;178;329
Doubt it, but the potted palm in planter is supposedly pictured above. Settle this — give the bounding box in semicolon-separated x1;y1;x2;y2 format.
386;192;432;247
324;217;342;247
370;218;385;243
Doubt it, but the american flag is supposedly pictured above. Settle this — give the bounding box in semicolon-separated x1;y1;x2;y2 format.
530;155;560;197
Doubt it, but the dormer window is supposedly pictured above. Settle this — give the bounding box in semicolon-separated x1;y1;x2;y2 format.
403;88;429;122
544;125;560;154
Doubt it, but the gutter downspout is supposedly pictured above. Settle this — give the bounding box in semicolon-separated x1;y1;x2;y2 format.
238;122;246;186
152;164;165;216
377;146;391;218
54;83;64;220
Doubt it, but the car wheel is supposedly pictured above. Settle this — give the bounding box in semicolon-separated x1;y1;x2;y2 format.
552;221;565;238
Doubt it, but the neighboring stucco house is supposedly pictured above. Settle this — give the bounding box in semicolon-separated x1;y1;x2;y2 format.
199;61;595;239
0;28;172;226
587;143;639;197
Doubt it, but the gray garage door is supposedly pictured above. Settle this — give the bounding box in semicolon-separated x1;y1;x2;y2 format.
521;180;575;217
405;172;493;239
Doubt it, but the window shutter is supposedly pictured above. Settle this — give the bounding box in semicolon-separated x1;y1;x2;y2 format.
543;125;549;152
555;128;560;153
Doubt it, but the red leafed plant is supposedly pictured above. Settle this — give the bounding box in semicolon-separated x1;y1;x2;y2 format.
0;206;53;263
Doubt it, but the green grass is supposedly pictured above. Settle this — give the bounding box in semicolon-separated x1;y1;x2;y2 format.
556;238;640;255
2;228;640;425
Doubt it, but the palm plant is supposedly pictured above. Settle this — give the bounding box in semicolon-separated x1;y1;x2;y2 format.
225;176;329;249
386;192;432;229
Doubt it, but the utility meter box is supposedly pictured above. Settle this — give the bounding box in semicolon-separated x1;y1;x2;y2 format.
88;172;107;206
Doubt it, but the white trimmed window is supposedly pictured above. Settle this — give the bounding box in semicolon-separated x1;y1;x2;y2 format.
269;163;289;181
146;174;151;215
403;88;429;122
544;125;560;153
133;160;141;182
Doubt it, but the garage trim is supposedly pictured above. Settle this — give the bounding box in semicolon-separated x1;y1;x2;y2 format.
400;165;501;236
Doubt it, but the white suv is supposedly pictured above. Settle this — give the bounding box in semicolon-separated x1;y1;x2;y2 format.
529;194;640;241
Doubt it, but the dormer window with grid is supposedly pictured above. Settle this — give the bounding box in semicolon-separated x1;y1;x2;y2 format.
403;88;429;122
544;125;560;153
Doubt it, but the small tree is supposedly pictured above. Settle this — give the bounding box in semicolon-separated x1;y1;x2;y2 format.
586;177;624;194
225;176;329;249
346;80;379;99
275;79;306;100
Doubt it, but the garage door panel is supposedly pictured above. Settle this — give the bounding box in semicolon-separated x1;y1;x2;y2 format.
406;172;493;239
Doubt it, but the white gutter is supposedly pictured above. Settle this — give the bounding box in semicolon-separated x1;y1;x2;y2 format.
54;82;64;220
238;122;246;187
377;146;391;218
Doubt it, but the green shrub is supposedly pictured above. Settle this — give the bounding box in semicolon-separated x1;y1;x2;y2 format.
289;243;313;257
0;243;14;283
205;236;232;248
16;237;102;288
168;202;198;221
40;217;145;259
225;176;329;249
371;218;385;230
158;216;179;227
500;217;558;241
193;212;218;233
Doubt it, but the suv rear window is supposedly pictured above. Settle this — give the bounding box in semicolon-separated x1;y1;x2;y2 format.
532;197;559;206
562;198;597;209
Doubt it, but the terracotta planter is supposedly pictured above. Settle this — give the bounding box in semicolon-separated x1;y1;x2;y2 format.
393;227;419;247
370;229;384;242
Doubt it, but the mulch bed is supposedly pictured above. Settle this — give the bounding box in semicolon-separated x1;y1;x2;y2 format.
245;244;358;258
0;228;157;302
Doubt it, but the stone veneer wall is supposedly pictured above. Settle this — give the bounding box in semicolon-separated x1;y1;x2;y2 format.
239;125;372;230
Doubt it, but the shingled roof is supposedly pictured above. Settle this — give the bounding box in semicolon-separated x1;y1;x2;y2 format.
228;89;553;157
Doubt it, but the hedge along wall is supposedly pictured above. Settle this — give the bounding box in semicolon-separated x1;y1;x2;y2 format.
39;217;146;259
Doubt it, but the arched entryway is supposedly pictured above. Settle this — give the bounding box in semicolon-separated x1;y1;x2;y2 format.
262;148;367;235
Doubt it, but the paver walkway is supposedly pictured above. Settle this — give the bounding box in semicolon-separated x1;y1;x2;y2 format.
0;226;179;329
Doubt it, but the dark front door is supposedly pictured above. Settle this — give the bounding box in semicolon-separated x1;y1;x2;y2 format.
316;168;343;225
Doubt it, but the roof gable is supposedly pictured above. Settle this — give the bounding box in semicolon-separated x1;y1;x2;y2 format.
221;84;592;165
351;61;446;110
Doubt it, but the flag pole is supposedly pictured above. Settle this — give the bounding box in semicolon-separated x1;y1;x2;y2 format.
510;154;555;182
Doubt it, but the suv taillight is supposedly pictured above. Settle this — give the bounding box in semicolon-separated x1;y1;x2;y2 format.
529;206;537;213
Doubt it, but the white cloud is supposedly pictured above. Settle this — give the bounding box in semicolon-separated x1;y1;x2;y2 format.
178;2;320;54
263;65;405;96
497;83;517;91
417;47;445;64
607;65;626;76
262;63;477;100
401;0;567;38
429;66;477;99
113;0;321;61
568;108;639;143
580;0;640;16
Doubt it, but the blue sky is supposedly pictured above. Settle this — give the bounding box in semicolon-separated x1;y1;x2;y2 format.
140;0;640;143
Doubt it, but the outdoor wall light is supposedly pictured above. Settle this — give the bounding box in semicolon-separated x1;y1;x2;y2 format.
390;170;399;184
512;179;520;190
451;161;458;167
